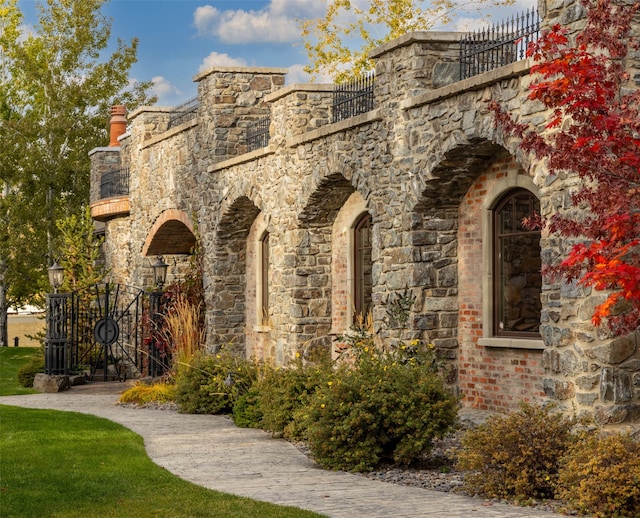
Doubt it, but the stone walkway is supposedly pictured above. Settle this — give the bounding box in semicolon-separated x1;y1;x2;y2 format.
0;383;565;518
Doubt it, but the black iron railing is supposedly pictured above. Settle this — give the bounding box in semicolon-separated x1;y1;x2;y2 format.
168;96;199;129
332;73;375;124
246;116;271;152
460;8;540;80
100;167;129;199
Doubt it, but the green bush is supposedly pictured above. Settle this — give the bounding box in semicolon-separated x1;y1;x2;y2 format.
254;357;332;439
295;343;457;472
173;349;258;414
557;432;640;517
456;402;578;501
17;354;45;388
232;386;263;428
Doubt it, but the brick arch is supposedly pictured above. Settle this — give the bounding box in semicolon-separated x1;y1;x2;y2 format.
142;209;196;256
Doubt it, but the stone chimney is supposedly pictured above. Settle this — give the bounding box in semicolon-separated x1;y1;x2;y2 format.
109;105;128;147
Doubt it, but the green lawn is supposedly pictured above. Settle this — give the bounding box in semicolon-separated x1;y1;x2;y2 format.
0;349;325;518
0;347;40;395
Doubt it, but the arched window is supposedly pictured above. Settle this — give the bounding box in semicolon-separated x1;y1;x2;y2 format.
353;212;372;318
260;231;270;324
493;189;541;336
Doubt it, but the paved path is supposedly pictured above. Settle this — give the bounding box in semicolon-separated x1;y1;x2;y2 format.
0;384;565;518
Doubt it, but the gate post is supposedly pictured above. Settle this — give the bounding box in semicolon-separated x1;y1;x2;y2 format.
45;292;71;375
148;291;165;377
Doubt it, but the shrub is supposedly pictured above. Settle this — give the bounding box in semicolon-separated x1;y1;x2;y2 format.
173;348;258;414
232;386;263;428
254;357;332;439
295;343;457;472
160;291;205;376
17;354;45;388
456;402;578;501
557;432;640;517
118;381;175;406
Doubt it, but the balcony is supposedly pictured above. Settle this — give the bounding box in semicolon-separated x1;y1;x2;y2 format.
90;167;130;222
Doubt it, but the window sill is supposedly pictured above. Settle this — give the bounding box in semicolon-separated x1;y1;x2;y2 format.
478;337;545;350
253;325;271;334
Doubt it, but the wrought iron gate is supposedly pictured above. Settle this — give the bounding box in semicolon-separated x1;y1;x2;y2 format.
45;283;167;381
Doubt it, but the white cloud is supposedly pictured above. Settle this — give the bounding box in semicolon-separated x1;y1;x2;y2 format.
194;1;324;44
285;63;332;85
151;76;182;104
198;52;248;73
285;64;311;85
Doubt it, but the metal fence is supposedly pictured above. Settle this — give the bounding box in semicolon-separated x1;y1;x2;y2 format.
168;96;199;129
332;73;375;124
460;8;540;80
246;116;271;152
100;167;129;199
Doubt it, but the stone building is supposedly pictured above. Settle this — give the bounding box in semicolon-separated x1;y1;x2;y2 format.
89;1;640;428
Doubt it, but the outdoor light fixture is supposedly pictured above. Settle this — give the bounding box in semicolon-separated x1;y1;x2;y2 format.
151;255;168;289
47;261;64;293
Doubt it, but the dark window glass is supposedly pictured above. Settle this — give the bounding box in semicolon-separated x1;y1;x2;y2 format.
354;213;373;318
494;190;541;336
261;231;269;323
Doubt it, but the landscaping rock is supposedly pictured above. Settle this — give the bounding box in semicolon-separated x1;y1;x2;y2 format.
32;374;70;393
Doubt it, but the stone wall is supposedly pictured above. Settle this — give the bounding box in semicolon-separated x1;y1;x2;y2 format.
88;4;640;428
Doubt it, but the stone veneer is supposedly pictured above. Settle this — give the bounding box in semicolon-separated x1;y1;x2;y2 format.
89;3;640;429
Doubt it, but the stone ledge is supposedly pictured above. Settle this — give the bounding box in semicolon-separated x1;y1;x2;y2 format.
208;146;275;173
478;337;545;350
265;83;335;103
142;118;199;149
287;109;383;148
401;58;534;111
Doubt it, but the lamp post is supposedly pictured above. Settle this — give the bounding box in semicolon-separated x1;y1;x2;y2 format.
47;261;64;293
149;256;169;377
45;261;68;375
0;259;7;347
151;256;168;290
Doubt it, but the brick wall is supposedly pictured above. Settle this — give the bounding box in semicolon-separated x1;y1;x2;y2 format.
458;156;546;412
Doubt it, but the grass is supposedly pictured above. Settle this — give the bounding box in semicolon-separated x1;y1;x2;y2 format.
0;405;325;518
0;347;40;395
0;350;325;518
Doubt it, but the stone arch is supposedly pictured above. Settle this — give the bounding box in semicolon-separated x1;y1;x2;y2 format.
294;173;367;360
298;173;356;227
404;139;515;391
142;209;197;256
209;196;261;353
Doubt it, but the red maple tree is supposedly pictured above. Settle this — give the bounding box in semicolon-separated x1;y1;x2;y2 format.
489;0;640;335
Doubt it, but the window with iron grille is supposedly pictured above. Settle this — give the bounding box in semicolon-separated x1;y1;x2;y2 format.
493;189;541;337
247;116;271;152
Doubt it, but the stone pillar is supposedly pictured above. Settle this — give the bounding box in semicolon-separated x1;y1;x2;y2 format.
194;66;287;163
89;147;121;205
266;84;334;148
370;32;461;108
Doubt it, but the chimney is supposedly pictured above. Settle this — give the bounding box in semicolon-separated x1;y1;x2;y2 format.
109;105;127;146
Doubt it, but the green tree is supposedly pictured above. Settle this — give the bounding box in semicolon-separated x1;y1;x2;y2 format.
56;206;107;293
0;0;155;316
301;0;510;83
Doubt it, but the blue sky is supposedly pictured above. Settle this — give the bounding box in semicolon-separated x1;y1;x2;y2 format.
17;0;535;106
